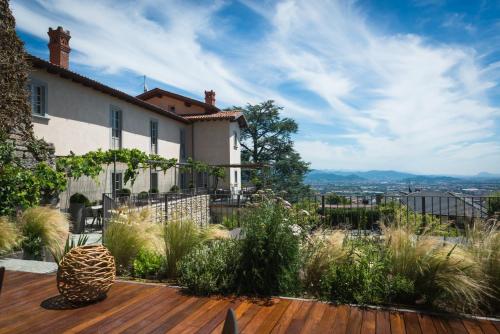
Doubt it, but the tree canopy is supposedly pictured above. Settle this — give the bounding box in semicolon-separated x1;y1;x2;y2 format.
231;101;311;198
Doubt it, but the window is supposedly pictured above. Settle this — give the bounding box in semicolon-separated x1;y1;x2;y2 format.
150;120;158;154
150;172;158;191
180;128;186;160
169;105;176;113
29;80;48;116
111;172;123;196
234;170;238;184
110;107;122;149
233;131;238;149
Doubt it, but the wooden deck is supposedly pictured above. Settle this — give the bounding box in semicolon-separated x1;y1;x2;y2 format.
1;271;499;333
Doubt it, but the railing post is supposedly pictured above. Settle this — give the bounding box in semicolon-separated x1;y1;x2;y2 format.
164;193;169;223
321;195;325;225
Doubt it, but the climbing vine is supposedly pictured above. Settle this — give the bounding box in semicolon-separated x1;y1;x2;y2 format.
56;149;226;186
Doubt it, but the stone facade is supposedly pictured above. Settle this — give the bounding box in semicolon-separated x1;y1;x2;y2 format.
164;194;210;227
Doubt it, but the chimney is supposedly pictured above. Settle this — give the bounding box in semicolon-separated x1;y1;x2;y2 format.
204;90;216;106
48;26;71;69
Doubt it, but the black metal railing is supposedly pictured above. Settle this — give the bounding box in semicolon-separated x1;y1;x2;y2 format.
102;191;500;232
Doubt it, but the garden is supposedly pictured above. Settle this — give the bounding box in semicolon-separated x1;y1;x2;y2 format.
5;189;497;317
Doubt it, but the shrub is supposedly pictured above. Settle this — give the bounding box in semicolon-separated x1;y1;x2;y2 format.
103;207;158;274
163;219;208;278
69;192;90;205
179;239;240;295
323;237;415;305
300;230;347;296
464;220;500;312
137;191;149;200
325;193;351;205
487;192;500;215
133;248;165;278
19;207;69;260
0;216;20;253
221;215;239;230
117;188;131;197
169;185;179;193
150;188;159;194
384;226;489;313
237;192;301;296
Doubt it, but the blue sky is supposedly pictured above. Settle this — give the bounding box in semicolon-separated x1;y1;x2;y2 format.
12;0;500;175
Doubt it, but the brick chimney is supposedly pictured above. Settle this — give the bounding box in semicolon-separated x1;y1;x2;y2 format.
204;90;216;106
48;26;71;69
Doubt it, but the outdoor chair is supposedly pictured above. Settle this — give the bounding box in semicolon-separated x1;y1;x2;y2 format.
0;267;5;295
222;308;238;334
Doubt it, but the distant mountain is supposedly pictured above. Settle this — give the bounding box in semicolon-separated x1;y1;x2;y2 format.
306;170;365;183
305;169;500;185
475;172;500;179
306;170;417;182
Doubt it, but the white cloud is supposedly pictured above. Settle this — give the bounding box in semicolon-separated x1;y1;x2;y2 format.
11;0;500;174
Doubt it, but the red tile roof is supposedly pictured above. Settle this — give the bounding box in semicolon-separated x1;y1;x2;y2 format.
136;88;219;113
27;54;247;128
184;111;247;127
27;54;189;124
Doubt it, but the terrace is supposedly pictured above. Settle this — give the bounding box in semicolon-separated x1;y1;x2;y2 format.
2;271;499;333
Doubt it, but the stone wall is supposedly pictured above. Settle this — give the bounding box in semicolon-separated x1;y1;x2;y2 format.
163;194;210;227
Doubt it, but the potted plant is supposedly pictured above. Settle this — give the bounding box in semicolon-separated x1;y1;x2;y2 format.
69;193;89;234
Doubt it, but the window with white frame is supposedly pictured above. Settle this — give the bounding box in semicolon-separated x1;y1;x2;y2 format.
110;107;122;149
150;120;158;154
29;80;48;116
180;128;186;160
150;172;158;191
233;131;238;149
234;170;238;185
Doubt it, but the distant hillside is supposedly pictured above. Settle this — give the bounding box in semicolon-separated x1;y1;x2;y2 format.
305;169;500;185
305;170;366;183
306;170;416;182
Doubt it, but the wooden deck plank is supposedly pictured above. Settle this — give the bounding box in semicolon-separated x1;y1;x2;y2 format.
306;303;338;333
298;301;328;333
478;320;499;334
376;310;391;334
361;309;377;334
270;300;304;334
1;271;499;334
333;304;351;334
417;313;437;334
390;312;406;334
346;307;363;334
283;300;314;334
462;319;486;334
404;312;423;334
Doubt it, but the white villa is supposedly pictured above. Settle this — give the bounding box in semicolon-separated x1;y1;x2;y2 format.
27;26;246;206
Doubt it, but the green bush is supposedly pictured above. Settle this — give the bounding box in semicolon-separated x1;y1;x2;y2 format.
117;188;131;197
69;192;90;205
137;191;149;200
169;185;180;193
325;193;351;205
133;248;165;278
179;239;240;295
237;193;301;296
150;188;159;194
322;238;415;305
487;192;500;215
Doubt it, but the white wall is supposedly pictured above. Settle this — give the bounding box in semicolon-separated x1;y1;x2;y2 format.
30;68;186;160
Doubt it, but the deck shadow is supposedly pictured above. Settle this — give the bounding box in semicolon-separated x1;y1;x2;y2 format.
40;294;105;310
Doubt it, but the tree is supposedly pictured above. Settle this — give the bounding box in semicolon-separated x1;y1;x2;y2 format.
231;101;311;198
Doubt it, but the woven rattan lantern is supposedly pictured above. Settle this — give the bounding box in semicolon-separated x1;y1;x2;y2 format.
57;245;115;303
